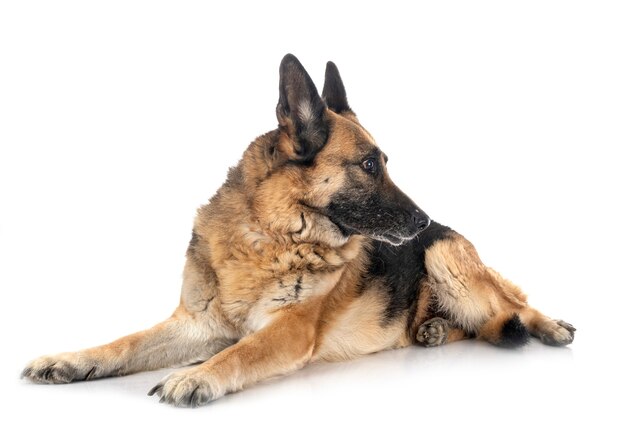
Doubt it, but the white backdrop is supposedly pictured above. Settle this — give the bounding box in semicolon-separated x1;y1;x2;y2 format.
1;1;624;429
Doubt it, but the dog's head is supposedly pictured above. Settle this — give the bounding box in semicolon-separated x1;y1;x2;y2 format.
247;54;430;247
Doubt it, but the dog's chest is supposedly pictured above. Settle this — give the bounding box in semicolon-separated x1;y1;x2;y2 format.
214;236;358;332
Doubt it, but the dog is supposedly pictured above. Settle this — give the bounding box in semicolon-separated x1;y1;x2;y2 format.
22;54;575;407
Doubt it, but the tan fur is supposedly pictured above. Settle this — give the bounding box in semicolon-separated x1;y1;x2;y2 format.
314;287;407;362
519;308;576;346
425;234;497;333
414;233;574;347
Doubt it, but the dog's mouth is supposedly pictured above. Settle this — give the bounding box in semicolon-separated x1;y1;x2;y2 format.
329;217;420;246
370;232;419;246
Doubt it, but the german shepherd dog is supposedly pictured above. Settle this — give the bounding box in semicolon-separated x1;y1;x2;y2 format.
22;54;575;407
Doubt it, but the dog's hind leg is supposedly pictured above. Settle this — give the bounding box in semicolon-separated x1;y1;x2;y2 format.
416;317;469;347
424;234;508;340
485;267;575;346
424;234;574;348
518;308;576;346
410;281;470;347
425;234;531;347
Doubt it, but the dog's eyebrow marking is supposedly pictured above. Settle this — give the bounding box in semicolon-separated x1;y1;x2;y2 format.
354;139;372;154
342;139;382;167
358;147;382;163
370;148;382;159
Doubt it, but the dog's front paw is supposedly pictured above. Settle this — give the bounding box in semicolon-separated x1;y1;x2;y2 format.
148;368;223;408
21;353;100;384
538;319;576;346
416;317;450;347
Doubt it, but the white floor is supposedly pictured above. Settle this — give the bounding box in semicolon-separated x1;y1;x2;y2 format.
4;324;622;430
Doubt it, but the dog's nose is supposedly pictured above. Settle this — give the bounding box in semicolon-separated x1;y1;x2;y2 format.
413;211;431;232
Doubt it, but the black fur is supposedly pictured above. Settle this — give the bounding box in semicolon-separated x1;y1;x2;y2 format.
366;221;453;322
497;314;530;348
276;54;328;163
322;61;351;114
326;174;429;243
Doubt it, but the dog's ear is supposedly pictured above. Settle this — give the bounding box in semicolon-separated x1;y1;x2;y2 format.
322;61;353;115
276;54;328;163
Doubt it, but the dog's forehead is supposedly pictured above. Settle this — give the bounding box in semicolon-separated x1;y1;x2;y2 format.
326;114;377;158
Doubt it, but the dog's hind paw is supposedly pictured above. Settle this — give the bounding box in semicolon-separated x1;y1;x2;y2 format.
416;317;450;347
538;319;576;346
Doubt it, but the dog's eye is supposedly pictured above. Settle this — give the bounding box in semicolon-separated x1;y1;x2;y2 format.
361;158;377;174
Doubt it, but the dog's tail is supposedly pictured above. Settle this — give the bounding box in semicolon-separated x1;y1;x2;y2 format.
478;312;530;348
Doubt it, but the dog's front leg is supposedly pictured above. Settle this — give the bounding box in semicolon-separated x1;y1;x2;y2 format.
21;307;235;384
149;303;318;407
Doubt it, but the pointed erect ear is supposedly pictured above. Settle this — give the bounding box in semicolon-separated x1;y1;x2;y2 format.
276;54;328;163
322;61;352;114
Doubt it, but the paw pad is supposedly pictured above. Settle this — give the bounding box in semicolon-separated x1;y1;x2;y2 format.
416;317;450;347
